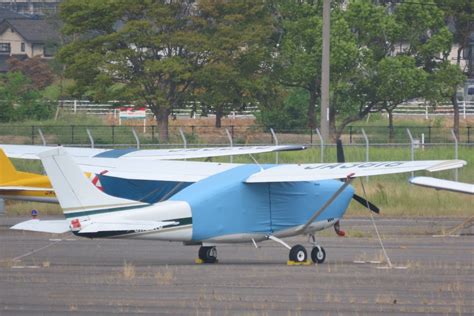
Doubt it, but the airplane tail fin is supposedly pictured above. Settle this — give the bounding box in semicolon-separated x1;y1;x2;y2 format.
0;148;22;184
38;147;146;217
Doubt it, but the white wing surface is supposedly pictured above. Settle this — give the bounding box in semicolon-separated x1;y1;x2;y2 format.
0;186;54;191
11;219;70;234
409;177;474;195
246;160;467;183
78;220;179;233
0;144;305;160
75;158;240;182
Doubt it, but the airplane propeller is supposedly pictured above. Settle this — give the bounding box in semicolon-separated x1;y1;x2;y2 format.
336;139;380;214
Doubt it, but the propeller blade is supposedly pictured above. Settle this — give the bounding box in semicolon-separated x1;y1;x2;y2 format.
353;194;380;214
336;139;345;163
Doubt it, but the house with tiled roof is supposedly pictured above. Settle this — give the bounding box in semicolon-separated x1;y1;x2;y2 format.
0;18;59;58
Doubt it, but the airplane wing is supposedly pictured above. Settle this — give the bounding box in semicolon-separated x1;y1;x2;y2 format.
409;177;474;195
246;160;467;183
0;186;54;191
0;144;305;160
75;158;240;182
11;219;70;234
77;220;179;233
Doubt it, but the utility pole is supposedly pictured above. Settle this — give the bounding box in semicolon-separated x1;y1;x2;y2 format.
320;0;330;142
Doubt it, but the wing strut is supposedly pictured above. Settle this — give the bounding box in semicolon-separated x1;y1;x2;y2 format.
298;174;355;234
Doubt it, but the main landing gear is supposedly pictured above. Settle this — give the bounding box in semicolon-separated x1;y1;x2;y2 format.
288;244;326;264
198;246;218;263
269;235;326;264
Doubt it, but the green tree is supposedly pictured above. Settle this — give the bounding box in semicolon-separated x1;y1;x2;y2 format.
59;0;207;142
434;0;473;137
274;0;459;140
0;72;53;122
256;87;308;131
274;1;379;137
376;56;427;141
195;0;275;128
425;61;466;134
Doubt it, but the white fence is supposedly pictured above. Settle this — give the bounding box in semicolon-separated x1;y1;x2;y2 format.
59;100;474;119
58;100;258;118
388;101;474;118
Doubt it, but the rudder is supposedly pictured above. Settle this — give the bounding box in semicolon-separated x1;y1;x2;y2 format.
0;149;22;184
38;147;146;216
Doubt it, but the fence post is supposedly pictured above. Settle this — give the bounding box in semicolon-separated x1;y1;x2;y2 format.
316;128;324;163
179;127;187;161
151;125;155;144
225;128;233;163
463;99;466;120
131;127;140;149
31;125;35;145
86;128;95;149
406;128;414;178
71;125;75;144
451;129;459;181
37;128;46;146
270;128;279;164
349;126;353;144
112;125;115;145
361;128;369;182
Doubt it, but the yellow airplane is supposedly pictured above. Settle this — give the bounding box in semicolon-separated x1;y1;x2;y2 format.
0;149;57;203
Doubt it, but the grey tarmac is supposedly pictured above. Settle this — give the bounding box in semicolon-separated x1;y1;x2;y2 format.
0;216;473;315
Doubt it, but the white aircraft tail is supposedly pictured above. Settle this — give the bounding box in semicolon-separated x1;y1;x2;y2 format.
39;147;146;216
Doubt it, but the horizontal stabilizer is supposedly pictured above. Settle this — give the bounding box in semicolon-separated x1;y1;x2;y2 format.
0;186;54;192
246;160;467;183
11;219;70;234
78;220;179;233
410;177;474;195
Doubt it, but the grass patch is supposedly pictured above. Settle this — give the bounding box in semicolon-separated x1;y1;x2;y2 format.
122;262;136;281
5;201;62;216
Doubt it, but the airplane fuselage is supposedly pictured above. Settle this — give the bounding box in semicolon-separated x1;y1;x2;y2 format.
69;165;354;243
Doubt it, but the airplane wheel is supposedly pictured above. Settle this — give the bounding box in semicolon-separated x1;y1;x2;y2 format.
289;244;307;262
198;246;217;263
311;246;326;264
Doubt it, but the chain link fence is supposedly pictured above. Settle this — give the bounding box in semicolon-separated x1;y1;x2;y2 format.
0;124;472;147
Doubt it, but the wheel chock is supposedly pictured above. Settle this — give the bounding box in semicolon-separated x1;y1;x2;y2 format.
194;258;219;264
287;260;312;266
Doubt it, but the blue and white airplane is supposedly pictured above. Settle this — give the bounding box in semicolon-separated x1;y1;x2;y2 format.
11;147;465;264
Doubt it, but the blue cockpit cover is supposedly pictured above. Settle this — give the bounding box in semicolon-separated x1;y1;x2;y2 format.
170;164;354;241
99;174;191;204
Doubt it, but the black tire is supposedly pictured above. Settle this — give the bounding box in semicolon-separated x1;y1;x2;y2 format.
311;246;326;264
289;244;307;262
198;246;217;263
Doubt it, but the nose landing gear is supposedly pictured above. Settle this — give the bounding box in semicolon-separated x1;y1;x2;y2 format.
309;234;326;264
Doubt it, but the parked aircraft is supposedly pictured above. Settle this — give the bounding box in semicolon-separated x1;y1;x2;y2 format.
0;149;55;203
410;177;474;195
11;146;465;264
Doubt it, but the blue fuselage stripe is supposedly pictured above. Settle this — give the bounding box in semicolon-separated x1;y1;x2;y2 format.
94;148;138;158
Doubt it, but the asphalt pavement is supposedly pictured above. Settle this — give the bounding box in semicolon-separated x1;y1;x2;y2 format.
0;216;473;315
